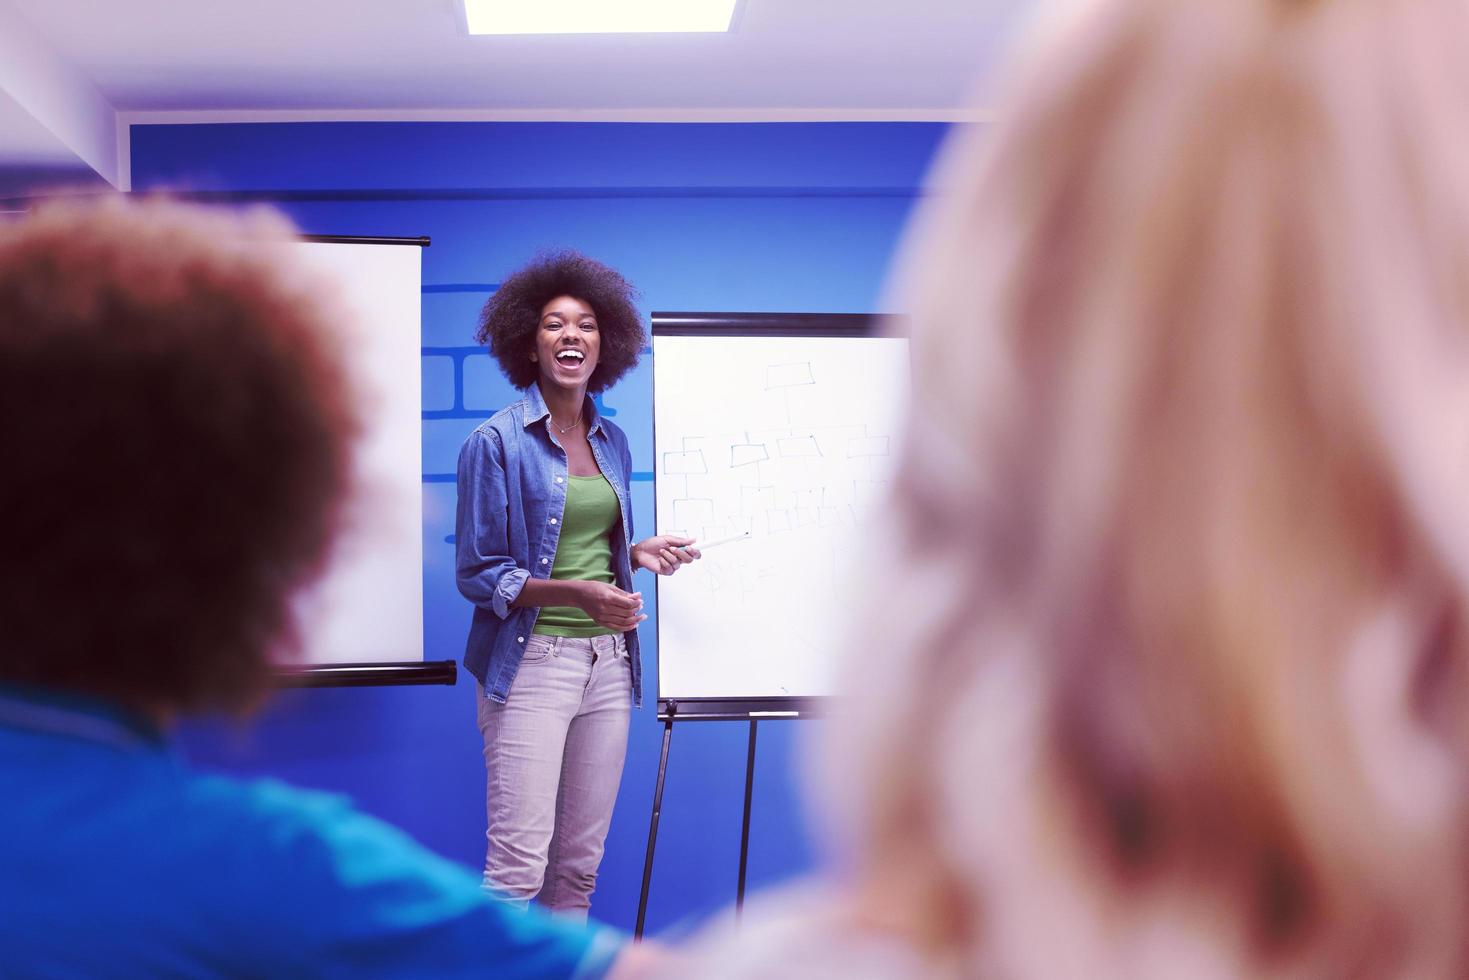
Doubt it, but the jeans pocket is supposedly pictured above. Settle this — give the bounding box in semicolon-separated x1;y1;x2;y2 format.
520;635;555;665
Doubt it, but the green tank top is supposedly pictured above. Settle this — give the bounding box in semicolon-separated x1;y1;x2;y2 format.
532;474;619;637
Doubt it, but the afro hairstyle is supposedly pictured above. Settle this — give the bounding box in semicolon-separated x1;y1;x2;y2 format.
475;249;646;394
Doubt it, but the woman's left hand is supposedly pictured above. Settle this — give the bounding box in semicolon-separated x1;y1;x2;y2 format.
633;535;700;575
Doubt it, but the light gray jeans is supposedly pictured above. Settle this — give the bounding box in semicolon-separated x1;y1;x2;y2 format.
475;632;632;920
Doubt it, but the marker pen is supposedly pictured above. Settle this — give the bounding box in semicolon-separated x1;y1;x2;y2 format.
679;531;750;552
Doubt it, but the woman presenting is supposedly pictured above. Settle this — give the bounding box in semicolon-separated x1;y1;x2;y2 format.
456;250;697;919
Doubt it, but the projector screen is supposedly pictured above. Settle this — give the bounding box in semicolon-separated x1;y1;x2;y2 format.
652;318;908;704
286;239;425;672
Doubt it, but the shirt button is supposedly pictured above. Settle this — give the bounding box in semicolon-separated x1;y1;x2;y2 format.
541;557;549;565
555;477;564;484
550;517;558;525
517;636;524;643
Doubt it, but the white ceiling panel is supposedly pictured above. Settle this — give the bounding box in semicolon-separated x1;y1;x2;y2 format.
0;0;1042;193
6;0;1034;114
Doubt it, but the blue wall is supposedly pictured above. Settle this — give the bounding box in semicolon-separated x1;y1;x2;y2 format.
132;120;948;936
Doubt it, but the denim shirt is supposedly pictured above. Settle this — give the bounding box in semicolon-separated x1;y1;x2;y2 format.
456;384;642;706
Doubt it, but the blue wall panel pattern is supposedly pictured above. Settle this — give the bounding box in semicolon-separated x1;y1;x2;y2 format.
149;121;949;937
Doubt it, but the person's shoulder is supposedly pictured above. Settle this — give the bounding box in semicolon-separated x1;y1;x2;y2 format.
178;773;481;926
84;772;375;966
597;416;631;454
184;773;432;864
177;772;365;864
486;395;529;431
662;880;936;980
174;773;615;975
466;397;532;449
598;414;628;439
185;771;350;826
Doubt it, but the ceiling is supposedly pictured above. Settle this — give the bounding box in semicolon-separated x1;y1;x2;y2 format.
0;0;1039;193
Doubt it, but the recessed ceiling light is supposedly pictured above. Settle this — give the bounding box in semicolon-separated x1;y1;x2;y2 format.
463;0;738;35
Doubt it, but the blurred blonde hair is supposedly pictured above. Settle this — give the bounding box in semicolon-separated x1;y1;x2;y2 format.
820;0;1469;974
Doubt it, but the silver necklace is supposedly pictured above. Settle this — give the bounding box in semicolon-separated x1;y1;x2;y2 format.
551;412;581;435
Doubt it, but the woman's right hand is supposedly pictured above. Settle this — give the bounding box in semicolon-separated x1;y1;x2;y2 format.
577;582;646;632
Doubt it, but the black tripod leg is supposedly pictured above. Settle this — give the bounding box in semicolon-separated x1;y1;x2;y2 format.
635;717;675;939
736;718;758;919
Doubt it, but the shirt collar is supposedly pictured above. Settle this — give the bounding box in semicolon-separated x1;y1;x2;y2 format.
0;683;165;751
522;383;604;437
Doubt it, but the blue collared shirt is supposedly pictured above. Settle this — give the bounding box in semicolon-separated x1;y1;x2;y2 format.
456;385;642;705
0;684;621;978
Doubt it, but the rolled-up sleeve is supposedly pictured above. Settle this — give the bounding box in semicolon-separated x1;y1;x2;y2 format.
456;428;527;619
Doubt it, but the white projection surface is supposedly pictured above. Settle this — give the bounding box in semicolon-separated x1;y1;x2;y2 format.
653;333;908;700
288;241;424;666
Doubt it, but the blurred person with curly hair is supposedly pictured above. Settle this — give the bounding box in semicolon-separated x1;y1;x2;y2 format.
0;198;633;978
457;250;697;918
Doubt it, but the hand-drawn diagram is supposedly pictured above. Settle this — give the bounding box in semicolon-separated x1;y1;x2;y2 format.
652;334;910;701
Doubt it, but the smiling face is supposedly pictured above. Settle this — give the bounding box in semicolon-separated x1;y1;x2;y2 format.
531;295;601;395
